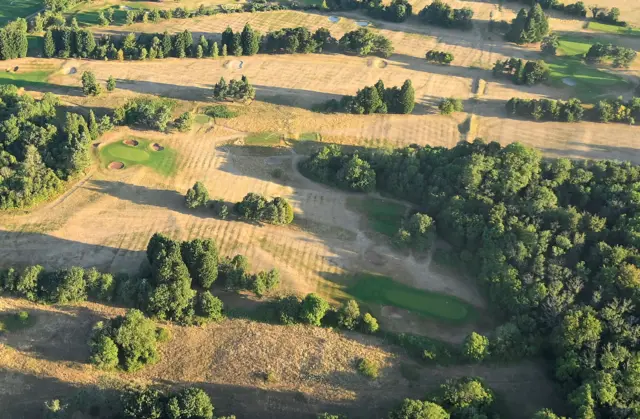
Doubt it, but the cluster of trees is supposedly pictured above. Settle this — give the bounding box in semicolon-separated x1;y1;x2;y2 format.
338;28;394;58
506;4;550;44
89;309;166;372
505;0;587;18
44;0;84;12
418;0;474;30
314;79;415;115
45;385;227;419
275;294;379;332
492;58;550;85
212;76;255;102
596;97;640;124
185;182;294;226
0;86;109;209
363;0;413;23
0;19;28;60
438;98;464;115
591;6;626;26
506;97;584;122
585;43;637;68
425;50;454;64
302;139;640;418
113;97;176;132
262;26;335;54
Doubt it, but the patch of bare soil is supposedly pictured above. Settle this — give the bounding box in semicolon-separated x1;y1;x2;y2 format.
108;161;124;170
123;139;139;147
151;143;164;151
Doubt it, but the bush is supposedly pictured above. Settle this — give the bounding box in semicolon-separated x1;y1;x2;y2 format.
585;43;637;68
211;199;229;219
85;268;115;301
463;332;490;361
425;50;454;64
175;112;193;132
204;104;238;118
196;291;224;321
185;181;210;209
361;313;379;333
438;98;464;115
357;358;379;379
166;387;214;419
541;34;559;55
249;269;280;297
337;299;361;330
299;293;330;326
275;295;301;325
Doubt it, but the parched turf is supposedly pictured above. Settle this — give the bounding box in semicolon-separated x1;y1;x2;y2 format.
99;137;177;176
245;132;281;146
347;197;406;237
346;273;475;323
588;21;640;38
0;0;42;25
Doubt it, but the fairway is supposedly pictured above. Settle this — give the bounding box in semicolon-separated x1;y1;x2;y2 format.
347;197;407;237
244;131;281;146
346;273;474;323
588;21;640;37
99;137;177;176
0;0;42;25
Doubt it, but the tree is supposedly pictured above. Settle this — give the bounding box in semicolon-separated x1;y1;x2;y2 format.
44;29;55;58
185;182;209;209
463;332;490;361
299;293;329;326
81;71;102;96
276;295;301;325
394;80;415;114
45;266;87;304
241;24;260;56
389;399;449;419
0;19;29;60
506;5;549;44
174;111;193;132
89;333;119;370
107;75;116;92
15;265;44;301
337;299;360;330
166;387;214;419
196;291;224;321
221;27;234;53
231;32;243;56
541;34;559;55
361;313;379;333
88;110;99;141
211;41;219;58
438;98;464;115
181;238;218;288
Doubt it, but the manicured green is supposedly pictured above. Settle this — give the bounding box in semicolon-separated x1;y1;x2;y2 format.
0;68;57;90
346;273;474;323
298;132;320;142
588;21;640;38
245;132;281;146
0;0;42;26
0;311;36;333
194;114;211;124
347;197;406;237
99;137;177;176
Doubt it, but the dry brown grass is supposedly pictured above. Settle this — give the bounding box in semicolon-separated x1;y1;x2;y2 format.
0;297;563;419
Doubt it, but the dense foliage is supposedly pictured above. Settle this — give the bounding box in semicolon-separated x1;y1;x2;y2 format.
235;192;294;225
0;86;106;209
425;50;454;64
506;97;584;122
596;97;640;124
113;97;175;132
212;76;255;102
438;98;464;115
585;43;637;68
0;19;28;60
186;181;210;209
505;0;587;18
506;4;550;44
314;79;415;115
395;212;436;251
89;309;162;372
338;28;394;58
591;6;626;26
418;0;474;30
302;139;640;417
364;0;413;23
493;58;550;85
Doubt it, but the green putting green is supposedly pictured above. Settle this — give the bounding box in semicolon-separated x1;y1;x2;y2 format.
245;132;281;146
346;273;475;323
99;138;177;176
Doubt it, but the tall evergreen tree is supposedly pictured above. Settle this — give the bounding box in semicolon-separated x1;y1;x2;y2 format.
162;30;173;57
221;27;234;53
211;41;219;58
241;24;260;56
44;29;55;58
231;32;243;56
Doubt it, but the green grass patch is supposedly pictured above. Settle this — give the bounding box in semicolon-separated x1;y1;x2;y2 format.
588;21;640;37
298;132;321;142
99;137;177;176
0;311;36;333
0;67;58;90
347;197;406;237
245;132;281;146
194;114;211;124
203;104;238;119
347;273;474;323
0;0;42;26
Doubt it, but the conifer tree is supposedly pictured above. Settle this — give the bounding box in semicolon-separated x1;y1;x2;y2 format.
211;42;219;58
44;29;55;58
241;24;260;56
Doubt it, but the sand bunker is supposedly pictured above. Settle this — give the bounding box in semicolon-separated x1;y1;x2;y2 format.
356;21;371;27
328;16;340;23
92;142;100;148
68;67;77;75
123;139;139;147
108;161;124;170
151;143;164;151
367;58;388;68
223;60;244;69
562;77;577;86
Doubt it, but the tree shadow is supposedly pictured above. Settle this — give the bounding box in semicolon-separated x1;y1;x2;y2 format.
114;77;215;101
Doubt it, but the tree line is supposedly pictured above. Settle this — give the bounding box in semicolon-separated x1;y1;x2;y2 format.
492;58;550;86
586;42;637;68
418;0;474;30
301;139;640;418
314;79;415;115
0;19;28;60
504;0;588;18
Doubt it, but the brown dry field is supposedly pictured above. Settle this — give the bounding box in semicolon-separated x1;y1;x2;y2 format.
0;297;563;419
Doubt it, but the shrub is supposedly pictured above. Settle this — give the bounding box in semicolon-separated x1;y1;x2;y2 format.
196;291;224;321
89;333;119;370
185;181;210;209
204;104;238;118
541;34;559;55
337;299;361;330
438;98;464;115
357;358;379;379
85;268;115;302
361;313;379;333
175;111;193;132
425;50;454;64
211;199;229;219
81;71;102;96
250;269;280;297
276;295;301;325
463;332;490;361
299;293;330;326
166;387;214;419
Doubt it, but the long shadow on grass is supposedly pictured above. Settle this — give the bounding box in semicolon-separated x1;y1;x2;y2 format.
540;140;640;164
114;78;214;101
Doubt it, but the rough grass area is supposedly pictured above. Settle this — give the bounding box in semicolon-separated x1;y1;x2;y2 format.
99;137;177;176
547;36;630;100
588;21;640;37
245;132;281;146
0;311;35;333
347;197;406;237
346;273;475;323
0;0;42;25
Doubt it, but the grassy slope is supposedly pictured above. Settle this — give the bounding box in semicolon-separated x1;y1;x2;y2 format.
0;0;42;26
588;21;640;37
99;137;177;176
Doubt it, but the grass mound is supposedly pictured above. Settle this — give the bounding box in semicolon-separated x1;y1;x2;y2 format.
0;311;35;333
99;137;177;176
245;132;281;146
347;197;406;237
347;273;474;323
